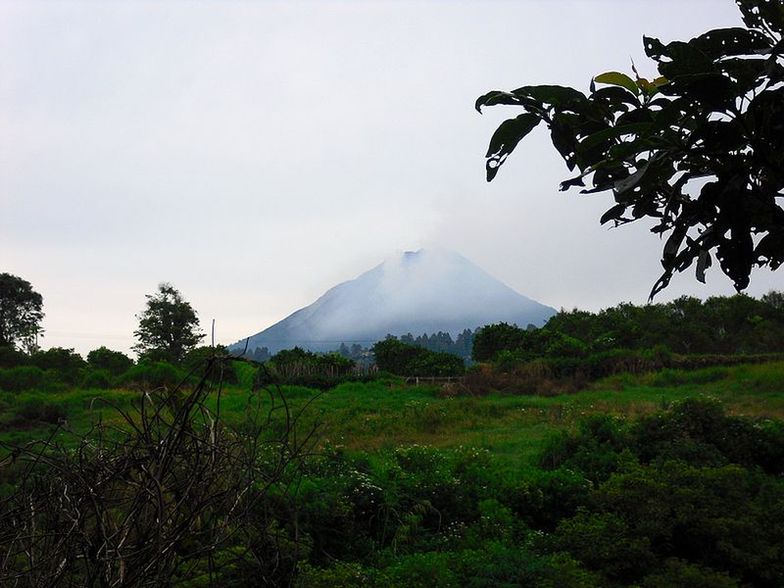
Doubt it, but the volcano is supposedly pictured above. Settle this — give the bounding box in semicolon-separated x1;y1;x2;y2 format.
230;249;556;354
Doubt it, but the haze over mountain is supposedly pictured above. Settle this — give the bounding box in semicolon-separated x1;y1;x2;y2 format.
230;249;556;354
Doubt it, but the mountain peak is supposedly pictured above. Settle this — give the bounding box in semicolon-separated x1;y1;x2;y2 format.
231;249;556;353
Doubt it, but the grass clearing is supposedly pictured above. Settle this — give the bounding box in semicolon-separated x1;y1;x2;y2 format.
2;361;783;469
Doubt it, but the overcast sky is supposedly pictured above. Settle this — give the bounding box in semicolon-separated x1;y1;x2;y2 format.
2;0;780;356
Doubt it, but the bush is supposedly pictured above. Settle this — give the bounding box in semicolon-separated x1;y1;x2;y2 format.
30;347;86;385
182;345;240;384
116;361;186;389
649;367;729;387
87;346;133;377
0;366;46;392
14;398;66;425
373;339;464;377
0;346;29;369
81;369;113;390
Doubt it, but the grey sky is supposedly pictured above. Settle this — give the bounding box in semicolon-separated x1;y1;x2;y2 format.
1;0;780;356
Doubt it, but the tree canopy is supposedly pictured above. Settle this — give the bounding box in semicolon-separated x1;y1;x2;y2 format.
133;283;204;363
477;0;784;297
87;346;134;377
0;273;44;352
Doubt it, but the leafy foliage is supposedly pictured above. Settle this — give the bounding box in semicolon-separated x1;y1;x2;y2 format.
1;359;784;584
261;347;359;389
372;337;465;377
474;291;784;365
0;274;43;352
86;346;133;377
133;283;204;363
116;360;186;390
473;322;530;362
0;366;47;393
478;0;784;296
29;347;86;385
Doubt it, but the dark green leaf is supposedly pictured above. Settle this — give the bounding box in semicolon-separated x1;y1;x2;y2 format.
485;113;542;181
580;123;653;151
756;230;784;269
591;86;638;108
560;173;587;191
643;36;668;59
736;0;784;34
696;249;712;282
691;27;772;58
614;162;650;194
475;90;525;113
511;85;587;107
600;203;627;225
663;225;687;261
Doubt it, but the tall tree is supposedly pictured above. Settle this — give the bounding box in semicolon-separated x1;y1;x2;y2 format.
477;0;784;297
0;273;44;352
133;283;204;363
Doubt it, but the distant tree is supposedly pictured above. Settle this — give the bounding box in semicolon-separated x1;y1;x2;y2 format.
477;0;784;297
133;283;204;363
455;328;474;358
252;346;271;363
31;347;87;385
472;323;528;362
338;342;351;358
372;338;464;376
87;346;134;377
0;273;44;352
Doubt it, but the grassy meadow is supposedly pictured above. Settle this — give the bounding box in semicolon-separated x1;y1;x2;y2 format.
4;360;784;469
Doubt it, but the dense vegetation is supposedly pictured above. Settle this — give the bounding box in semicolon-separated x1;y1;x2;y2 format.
1;359;783;585
475;292;784;361
467;292;784;394
372;337;465;377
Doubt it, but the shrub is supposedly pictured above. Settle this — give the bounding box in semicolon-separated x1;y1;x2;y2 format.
81;369;112;390
87;347;133;377
508;468;593;531
373;339;463;377
30;347;86;385
182;345;240;384
0;366;46;392
116;361;185;389
14;398;66;425
641;558;739;588
649;367;729;387
0;346;29;369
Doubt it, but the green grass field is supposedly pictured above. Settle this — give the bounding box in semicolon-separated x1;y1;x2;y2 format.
3;361;783;472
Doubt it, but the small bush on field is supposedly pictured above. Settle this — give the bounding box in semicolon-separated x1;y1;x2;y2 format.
13;398;66;425
116;361;185;389
649;367;729;387
30;347;86;385
86;346;133;377
81;369;112;389
0;347;28;369
0;366;46;392
182;345;239;384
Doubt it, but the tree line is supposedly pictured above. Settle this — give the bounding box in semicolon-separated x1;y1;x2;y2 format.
473;292;784;362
